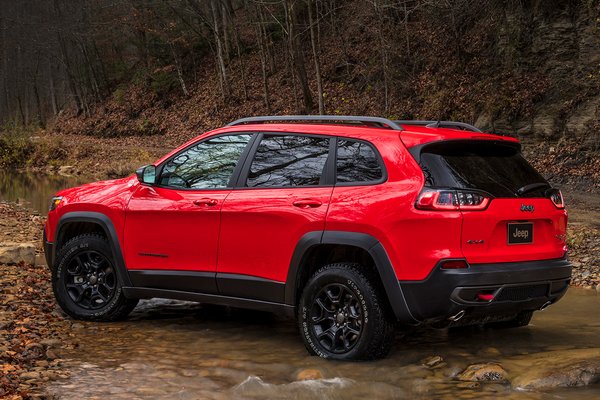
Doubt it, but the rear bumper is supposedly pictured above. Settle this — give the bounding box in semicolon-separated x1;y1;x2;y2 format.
400;257;572;325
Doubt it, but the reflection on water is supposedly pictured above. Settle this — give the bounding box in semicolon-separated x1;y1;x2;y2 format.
0;171;84;215
47;289;600;399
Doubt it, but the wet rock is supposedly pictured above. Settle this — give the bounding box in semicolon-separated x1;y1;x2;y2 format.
507;348;600;390
482;347;501;357
235;375;353;398
295;368;323;381
0;242;36;265
421;355;444;368
457;363;508;382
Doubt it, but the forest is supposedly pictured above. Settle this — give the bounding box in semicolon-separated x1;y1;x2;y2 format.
0;0;598;178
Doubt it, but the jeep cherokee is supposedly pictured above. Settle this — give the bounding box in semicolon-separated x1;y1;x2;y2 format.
44;115;571;360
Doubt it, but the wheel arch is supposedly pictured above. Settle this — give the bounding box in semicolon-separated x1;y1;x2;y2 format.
285;231;419;324
54;212;132;287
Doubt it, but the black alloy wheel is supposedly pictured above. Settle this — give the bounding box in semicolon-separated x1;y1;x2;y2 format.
63;250;117;310
310;283;364;354
299;263;395;360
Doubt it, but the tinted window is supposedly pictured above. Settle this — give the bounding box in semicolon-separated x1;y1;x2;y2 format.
419;142;547;198
246;135;330;187
336;139;383;183
160;134;251;189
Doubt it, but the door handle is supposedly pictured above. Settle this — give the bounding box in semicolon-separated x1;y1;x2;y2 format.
293;199;322;208
193;198;218;207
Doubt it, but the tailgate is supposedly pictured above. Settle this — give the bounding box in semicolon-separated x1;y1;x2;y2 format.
461;198;567;264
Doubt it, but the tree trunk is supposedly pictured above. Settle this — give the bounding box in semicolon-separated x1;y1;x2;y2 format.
49;69;58;116
284;0;313;113
170;42;190;97
211;0;230;100
255;4;271;112
53;0;84;116
307;0;324;115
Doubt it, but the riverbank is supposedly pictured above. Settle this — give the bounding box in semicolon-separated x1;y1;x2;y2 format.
0;202;71;399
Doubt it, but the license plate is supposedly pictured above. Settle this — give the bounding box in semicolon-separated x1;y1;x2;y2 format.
507;222;533;245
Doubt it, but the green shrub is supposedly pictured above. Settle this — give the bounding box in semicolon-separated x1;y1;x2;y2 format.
0;133;35;169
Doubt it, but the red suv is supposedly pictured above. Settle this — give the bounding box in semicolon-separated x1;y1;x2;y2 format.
44;116;571;360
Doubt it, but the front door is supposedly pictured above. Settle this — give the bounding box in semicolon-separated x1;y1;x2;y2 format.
123;134;253;292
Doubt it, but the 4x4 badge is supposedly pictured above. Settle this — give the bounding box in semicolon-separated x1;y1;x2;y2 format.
520;204;535;212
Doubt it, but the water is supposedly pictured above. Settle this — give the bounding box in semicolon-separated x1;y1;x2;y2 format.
0;171;84;215
45;290;600;399
0;171;598;398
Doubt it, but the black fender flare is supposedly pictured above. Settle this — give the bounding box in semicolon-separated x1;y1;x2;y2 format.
54;211;132;287
285;230;419;324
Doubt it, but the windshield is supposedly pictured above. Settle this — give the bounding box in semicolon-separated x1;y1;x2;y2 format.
418;141;548;198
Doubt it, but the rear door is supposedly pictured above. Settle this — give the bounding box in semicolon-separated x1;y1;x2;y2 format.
418;141;567;264
217;133;334;302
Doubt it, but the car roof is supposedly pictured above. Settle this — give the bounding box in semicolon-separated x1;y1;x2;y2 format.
154;122;518;165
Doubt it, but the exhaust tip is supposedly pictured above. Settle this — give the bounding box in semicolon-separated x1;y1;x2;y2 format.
448;310;466;322
539;301;552;311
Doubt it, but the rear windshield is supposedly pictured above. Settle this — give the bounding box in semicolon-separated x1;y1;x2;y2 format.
418;141;548;198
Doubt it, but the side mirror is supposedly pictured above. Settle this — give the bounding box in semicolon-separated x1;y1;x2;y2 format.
135;165;157;185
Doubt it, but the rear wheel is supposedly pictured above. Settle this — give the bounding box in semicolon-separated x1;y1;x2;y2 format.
298;263;395;360
53;234;138;321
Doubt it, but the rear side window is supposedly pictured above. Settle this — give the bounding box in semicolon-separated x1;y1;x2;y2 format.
419;141;547;198
336;139;383;183
246;135;330;187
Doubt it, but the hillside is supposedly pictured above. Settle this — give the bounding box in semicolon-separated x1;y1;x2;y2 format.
0;0;599;184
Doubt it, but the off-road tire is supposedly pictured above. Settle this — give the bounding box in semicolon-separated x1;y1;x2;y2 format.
53;234;138;321
298;263;395;360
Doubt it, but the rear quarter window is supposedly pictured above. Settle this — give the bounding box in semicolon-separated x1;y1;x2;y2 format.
336;139;383;184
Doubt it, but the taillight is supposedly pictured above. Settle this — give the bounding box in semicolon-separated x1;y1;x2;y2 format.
415;189;490;211
548;188;565;209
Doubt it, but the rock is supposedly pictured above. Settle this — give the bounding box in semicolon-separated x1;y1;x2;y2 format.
421;355;444;368
295;368;323;381
0;242;36;265
58;165;76;177
19;371;40;380
457;363;508;382
506;348;600;390
46;349;58;360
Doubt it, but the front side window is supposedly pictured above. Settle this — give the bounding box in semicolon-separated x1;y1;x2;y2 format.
336;139;383;183
159;134;251;189
246;135;330;187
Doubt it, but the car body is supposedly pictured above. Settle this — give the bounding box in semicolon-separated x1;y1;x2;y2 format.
44;116;571;360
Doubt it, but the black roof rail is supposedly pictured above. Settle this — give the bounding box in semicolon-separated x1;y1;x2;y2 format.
227;115;404;131
394;120;482;133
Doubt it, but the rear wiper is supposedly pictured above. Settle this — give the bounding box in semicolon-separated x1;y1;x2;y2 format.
516;182;551;196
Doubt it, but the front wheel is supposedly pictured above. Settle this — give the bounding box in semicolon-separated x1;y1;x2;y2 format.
52;234;138;321
298;263;395;360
